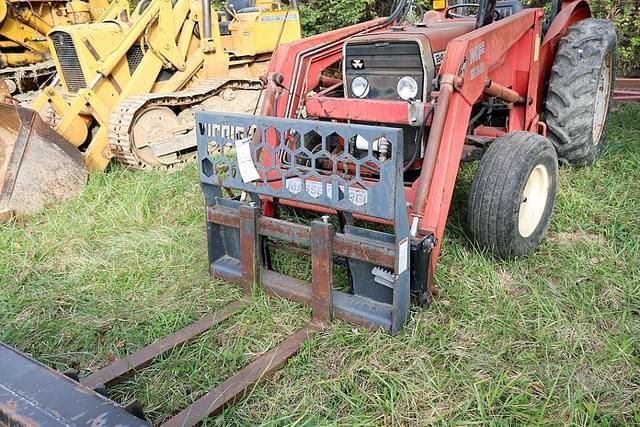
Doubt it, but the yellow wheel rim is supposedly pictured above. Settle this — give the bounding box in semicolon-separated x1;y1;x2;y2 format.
518;163;550;238
592;52;613;145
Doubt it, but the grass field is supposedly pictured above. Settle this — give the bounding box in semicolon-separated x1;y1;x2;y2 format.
1;104;639;426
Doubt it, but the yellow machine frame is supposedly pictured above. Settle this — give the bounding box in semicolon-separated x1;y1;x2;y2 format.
32;0;300;171
0;0;110;67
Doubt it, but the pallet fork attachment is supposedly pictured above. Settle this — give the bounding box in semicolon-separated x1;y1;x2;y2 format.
0;112;414;427
197;112;432;334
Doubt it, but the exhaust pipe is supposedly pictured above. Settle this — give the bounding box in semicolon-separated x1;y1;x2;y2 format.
202;0;212;40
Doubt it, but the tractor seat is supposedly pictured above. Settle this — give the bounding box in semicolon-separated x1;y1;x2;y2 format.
495;0;523;19
218;0;257;36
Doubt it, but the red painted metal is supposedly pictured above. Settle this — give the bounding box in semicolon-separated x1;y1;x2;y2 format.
306;96;412;125
537;0;591;111
614;78;640;104
259;5;587;271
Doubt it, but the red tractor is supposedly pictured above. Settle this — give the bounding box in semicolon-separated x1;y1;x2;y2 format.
0;1;619;425
196;0;616;334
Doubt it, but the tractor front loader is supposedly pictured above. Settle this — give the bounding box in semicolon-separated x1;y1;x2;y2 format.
0;0;301;221
195;0;617;332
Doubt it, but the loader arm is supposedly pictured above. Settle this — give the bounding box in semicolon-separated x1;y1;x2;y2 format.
412;8;544;264
193;2;600;333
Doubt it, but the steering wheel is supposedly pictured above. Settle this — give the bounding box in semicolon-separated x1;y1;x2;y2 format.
445;3;499;20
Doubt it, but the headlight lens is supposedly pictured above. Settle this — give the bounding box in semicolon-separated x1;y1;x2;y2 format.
351;76;370;98
397;76;419;101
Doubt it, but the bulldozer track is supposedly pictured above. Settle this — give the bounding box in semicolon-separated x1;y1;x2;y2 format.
108;79;263;170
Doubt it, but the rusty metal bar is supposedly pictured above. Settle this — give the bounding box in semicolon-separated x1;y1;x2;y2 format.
311;219;333;326
81;301;246;389
261;269;392;331
615;78;640;91
333;234;394;269
239;204;260;295
484;79;525;104
161;324;318;427
259;216;312;246
207;205;395;268
614;78;640;103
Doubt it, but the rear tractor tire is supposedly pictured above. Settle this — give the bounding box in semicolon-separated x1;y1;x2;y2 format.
468;132;558;259
544;18;617;166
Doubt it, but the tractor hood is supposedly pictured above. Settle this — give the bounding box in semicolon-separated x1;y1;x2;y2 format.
342;19;476;101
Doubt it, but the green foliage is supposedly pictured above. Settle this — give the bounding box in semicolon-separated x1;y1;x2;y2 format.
299;0;379;37
590;0;640;77
298;0;431;37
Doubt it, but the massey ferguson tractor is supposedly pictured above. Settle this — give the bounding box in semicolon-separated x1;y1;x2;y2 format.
0;1;617;425
196;0;616;332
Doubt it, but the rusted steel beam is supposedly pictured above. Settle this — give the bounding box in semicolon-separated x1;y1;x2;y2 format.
311;219;333;326
160;325;318;427
259;215;312;246
614;78;640;103
615;78;640;91
206;205;395;268
81;301;246;388
333;234;394;269
239;204;260;295
261;270;391;331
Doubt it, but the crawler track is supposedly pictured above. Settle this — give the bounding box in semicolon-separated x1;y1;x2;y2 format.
108;79;263;169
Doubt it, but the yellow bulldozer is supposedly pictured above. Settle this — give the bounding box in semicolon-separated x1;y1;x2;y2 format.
0;0;301;220
0;0;110;94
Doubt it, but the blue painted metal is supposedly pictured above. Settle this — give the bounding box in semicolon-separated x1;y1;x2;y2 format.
196;112;413;333
196;112;404;220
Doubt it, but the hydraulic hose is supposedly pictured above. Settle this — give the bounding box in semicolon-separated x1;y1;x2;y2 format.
383;0;409;25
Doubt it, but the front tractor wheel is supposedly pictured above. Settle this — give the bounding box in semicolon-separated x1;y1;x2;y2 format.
468;132;559;259
544;18;617;166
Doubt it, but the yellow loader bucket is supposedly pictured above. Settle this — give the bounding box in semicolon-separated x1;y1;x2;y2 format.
0;103;87;222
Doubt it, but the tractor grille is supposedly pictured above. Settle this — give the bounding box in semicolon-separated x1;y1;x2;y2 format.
344;41;425;101
50;31;86;93
126;44;144;75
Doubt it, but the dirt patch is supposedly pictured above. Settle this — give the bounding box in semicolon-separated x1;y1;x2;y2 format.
549;231;603;247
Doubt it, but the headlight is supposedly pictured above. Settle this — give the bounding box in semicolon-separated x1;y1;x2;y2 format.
351;76;370;98
397;76;419;101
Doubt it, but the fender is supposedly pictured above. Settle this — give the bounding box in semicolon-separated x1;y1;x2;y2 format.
537;0;591;110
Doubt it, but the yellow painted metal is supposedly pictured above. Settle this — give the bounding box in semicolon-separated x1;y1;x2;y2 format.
433;0;447;10
0;0;111;67
32;0;302;171
225;9;301;57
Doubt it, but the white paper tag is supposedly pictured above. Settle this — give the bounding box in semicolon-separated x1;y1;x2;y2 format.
398;238;409;274
234;137;260;183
